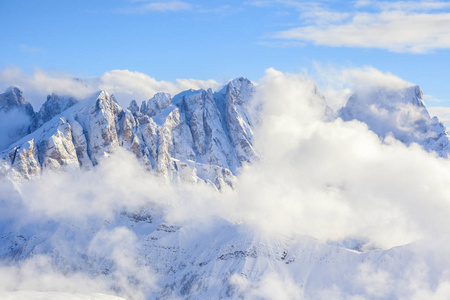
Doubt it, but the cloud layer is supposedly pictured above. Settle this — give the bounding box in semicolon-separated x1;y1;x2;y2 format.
269;0;450;53
0;67;221;109
2;68;450;298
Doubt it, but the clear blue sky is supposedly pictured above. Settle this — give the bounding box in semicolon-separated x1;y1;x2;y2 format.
1;0;450;106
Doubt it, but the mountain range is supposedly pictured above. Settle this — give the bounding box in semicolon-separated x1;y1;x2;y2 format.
0;78;449;299
0;78;257;189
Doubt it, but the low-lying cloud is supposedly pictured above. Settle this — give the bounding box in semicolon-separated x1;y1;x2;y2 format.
0;67;221;109
312;64;413;110
2;67;450;299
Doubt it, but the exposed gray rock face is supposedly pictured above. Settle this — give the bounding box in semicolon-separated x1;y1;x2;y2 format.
37;94;78;125
0;86;35;116
143;92;171;117
0;79;258;187
2;81;450;185
339;85;450;157
127;78;257;188
217;77;257;164
0;87;36;150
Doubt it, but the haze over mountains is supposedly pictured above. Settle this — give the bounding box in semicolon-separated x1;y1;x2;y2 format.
1;70;450;299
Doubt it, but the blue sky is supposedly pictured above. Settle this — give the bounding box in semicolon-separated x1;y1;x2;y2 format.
1;0;450;111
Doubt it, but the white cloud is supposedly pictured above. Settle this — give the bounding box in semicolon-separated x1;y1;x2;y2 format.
0;67;221;109
230;272;304;300
267;1;450;53
355;0;450;11
2;66;449;251
5;67;450;249
0;67;93;108
0;255;112;294
357;263;394;298
3;68;450;298
0;109;32;150
275;11;450;53
427;106;450;125
312;64;413;109
424;94;445;103
97;69;221;106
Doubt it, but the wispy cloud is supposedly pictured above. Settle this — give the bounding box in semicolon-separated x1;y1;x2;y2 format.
424;94;445;103
19;44;43;54
355;0;450;11
428;107;450;125
121;0;192;14
262;0;450;53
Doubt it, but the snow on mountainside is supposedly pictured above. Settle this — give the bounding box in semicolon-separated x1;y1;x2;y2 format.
2;79;448;185
2;77;450;299
339;85;450;157
0;78;257;188
1;183;448;299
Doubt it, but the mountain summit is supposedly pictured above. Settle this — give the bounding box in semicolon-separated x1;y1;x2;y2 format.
1;80;449;186
339;85;450;157
0;79;258;187
1;79;450;299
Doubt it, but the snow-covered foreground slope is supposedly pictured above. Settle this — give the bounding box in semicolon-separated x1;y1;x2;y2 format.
2;70;450;299
1;174;450;299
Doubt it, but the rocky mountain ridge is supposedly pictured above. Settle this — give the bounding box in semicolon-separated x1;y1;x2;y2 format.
2;80;449;189
0;78;257;188
339;85;450;157
1;79;450;299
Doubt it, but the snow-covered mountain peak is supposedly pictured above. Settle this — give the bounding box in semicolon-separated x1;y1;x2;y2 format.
404;85;425;107
0;79;258;186
92;90;115;109
3;78;450;299
3;86;24;102
0;86;33;112
143;92;172;117
339;85;450;157
346;85;425;110
4;85;21;94
38;93;79;125
223;77;254;103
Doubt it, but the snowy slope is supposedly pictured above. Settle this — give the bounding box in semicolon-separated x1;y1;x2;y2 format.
0;198;446;299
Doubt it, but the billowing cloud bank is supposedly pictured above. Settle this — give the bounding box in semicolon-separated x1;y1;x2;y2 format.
1;68;450;299
0;67;221;108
